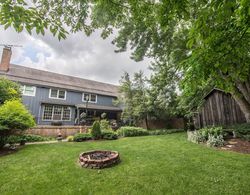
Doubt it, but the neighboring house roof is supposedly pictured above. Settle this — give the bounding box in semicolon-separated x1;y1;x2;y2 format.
0;64;119;97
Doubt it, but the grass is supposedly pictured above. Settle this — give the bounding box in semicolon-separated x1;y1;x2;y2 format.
0;133;250;195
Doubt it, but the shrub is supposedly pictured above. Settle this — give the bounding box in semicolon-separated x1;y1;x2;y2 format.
117;126;149;137
91;121;101;139
6;134;54;145
200;127;224;140
100;119;112;131
229;123;250;140
207;134;224;147
66;135;74;142
0;100;35;148
149;129;184;135
21;134;54;142
101;130;118;140
187;131;206;143
73;133;92;142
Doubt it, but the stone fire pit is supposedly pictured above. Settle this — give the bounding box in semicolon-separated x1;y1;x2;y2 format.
79;150;120;169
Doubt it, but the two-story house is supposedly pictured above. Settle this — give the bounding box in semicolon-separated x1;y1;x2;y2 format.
0;47;122;126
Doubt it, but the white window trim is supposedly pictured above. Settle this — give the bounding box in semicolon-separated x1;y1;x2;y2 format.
82;93;97;103
49;89;67;100
42;105;71;121
22;85;36;96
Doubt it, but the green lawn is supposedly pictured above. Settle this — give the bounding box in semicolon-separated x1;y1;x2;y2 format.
0;133;250;195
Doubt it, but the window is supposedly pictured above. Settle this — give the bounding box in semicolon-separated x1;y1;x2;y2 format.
49;89;66;100
42;105;71;121
82;93;97;103
21;85;36;96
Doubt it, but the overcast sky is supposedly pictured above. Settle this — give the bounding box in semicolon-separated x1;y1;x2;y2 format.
0;27;152;85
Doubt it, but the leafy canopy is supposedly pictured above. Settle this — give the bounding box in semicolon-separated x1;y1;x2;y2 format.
0;77;21;105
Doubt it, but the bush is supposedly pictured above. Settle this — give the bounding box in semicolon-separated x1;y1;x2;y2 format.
6;134;54;145
0;100;35;148
101;130;118;140
22;134;54;142
207;134;224;147
100;119;112;131
117;126;149;137
149;129;184;135
187;131;206;143
229;123;250;141
91;121;102;139
73;133;92;142
67;135;74;142
200;127;224;140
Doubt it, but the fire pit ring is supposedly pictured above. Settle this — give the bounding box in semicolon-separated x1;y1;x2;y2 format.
79;150;120;169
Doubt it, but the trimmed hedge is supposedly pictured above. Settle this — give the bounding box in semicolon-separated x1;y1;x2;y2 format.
149;129;184;135
73;133;92;142
117;127;149;137
101;130;118;140
7;134;54;144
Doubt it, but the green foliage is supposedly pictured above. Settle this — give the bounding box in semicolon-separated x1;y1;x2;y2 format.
100;119;112;131
2;1;250;118
73;133;92;142
187;131;206;144
7;134;54;144
117;126;149;137
91;121;101;140
187;126;225;146
200;127;224;140
207;134;225;147
0;100;35;131
229;123;250;141
67;135;74;142
0;78;21;105
0;100;35;148
101;130;118;140
118;71;152;127
149;129;184;135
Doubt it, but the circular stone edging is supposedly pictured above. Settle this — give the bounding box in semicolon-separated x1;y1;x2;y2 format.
79;150;120;169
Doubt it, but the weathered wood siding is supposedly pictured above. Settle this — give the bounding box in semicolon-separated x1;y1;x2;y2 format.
195;90;246;128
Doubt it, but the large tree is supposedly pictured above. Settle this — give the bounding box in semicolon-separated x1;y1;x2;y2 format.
1;0;249;121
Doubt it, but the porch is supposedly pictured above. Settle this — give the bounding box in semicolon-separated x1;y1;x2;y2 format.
75;103;122;125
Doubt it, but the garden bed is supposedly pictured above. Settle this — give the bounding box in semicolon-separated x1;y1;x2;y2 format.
220;138;250;154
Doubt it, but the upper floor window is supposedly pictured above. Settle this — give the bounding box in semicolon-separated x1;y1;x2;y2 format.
82;93;97;103
49;89;66;100
21;85;36;96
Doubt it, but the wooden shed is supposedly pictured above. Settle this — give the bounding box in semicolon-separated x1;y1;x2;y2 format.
194;88;246;128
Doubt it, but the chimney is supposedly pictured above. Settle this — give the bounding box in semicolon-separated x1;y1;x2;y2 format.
0;47;12;72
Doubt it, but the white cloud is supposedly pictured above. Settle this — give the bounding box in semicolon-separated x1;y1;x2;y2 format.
0;27;152;85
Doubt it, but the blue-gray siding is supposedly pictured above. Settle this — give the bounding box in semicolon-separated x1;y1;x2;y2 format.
22;86;116;125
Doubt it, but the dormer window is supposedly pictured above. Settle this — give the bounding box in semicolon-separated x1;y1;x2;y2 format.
21;85;36;96
82;93;97;103
49;89;66;100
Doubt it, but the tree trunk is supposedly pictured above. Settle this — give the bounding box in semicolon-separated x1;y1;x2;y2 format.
232;92;250;123
145;115;149;130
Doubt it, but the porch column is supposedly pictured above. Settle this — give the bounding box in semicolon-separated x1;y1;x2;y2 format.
76;107;80;125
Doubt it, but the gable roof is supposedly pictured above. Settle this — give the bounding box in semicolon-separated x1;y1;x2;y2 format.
203;88;226;100
0;64;119;97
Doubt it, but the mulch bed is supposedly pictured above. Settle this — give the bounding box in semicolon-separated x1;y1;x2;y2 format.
0;148;18;157
220;138;250;154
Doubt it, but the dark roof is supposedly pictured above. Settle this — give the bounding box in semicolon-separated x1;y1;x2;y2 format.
0;64;119;97
203;88;225;100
